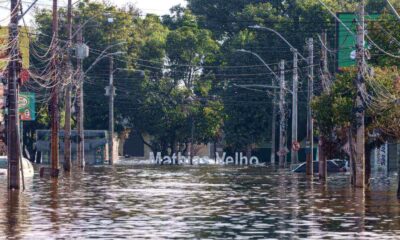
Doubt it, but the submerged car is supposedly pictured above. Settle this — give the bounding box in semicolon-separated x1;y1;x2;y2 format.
292;159;348;173
0;156;35;177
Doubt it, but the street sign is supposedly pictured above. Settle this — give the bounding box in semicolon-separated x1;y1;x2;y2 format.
18;92;35;121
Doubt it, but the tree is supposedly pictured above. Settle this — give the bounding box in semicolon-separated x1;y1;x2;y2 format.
126;10;223;155
165;10;219;89
30;2;224;158
313;67;400;184
184;0;360;156
369;12;400;68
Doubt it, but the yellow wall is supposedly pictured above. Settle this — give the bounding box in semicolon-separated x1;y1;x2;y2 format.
0;26;30;71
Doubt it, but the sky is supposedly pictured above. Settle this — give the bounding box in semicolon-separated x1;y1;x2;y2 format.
0;0;187;25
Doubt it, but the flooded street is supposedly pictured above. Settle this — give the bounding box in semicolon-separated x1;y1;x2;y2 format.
0;165;399;239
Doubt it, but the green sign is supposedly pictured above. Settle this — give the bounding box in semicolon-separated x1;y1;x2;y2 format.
18;92;35;121
337;13;380;68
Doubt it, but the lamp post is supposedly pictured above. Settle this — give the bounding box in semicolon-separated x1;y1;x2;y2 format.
106;16;115;165
185;95;195;165
248;25;308;166
235;49;280;164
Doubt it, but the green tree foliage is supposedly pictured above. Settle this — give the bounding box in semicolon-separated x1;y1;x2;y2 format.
165;11;219;88
31;1;223;156
185;0;350;151
313;67;400;156
28;0;400;159
369;11;400;68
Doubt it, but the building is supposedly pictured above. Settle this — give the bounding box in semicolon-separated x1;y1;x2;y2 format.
36;130;108;165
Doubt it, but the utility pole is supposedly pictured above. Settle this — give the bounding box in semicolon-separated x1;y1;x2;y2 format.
354;0;366;188
63;0;73;172
398;166;400;198
278;60;287;168
319;31;329;181
7;0;21;189
291;50;299;165
50;0;59;177
190;116;195;165
76;24;85;168
271;85;277;165
108;56;114;165
233;49;281;165
306;38;314;176
321;31;330;92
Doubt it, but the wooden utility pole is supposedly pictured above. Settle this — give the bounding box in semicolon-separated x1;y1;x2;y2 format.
49;0;59;177
321;31;330;92
63;0;73;172
306;38;314;176
76;24;85;168
278;60;287;168
108;56;114;165
291;50;299;165
271;85;277;164
190;116;195;165
319;31;329;181
7;0;21;189
397;169;400;198
354;0;366;188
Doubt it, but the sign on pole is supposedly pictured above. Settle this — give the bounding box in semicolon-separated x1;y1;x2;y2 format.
337;13;380;69
19;92;35;121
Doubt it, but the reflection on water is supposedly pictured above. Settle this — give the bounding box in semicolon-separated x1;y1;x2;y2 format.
0;166;399;239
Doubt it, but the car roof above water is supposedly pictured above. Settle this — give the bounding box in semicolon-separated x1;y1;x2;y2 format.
0;156;7;169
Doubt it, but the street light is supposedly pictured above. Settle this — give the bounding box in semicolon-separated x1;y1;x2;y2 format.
185;95;196;165
248;25;307;61
234;49;280;164
236;49;279;80
248;25;304;165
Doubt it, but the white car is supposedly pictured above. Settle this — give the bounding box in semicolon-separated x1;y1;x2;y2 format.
0;156;35;177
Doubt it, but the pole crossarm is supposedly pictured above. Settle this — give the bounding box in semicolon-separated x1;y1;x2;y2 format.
114;68;145;75
233;84;269;93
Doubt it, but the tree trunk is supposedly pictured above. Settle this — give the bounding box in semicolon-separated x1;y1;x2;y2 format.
397;172;400;199
161;141;168;157
398;155;400;199
183;142;189;156
246;145;252;159
138;132;156;154
170;143;175;157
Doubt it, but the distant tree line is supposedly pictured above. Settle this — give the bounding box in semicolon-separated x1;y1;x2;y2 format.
24;0;400;159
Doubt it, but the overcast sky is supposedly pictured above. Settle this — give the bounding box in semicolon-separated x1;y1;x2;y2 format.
0;0;187;25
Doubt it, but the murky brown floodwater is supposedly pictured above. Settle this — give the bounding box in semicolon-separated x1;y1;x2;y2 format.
0;165;399;239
